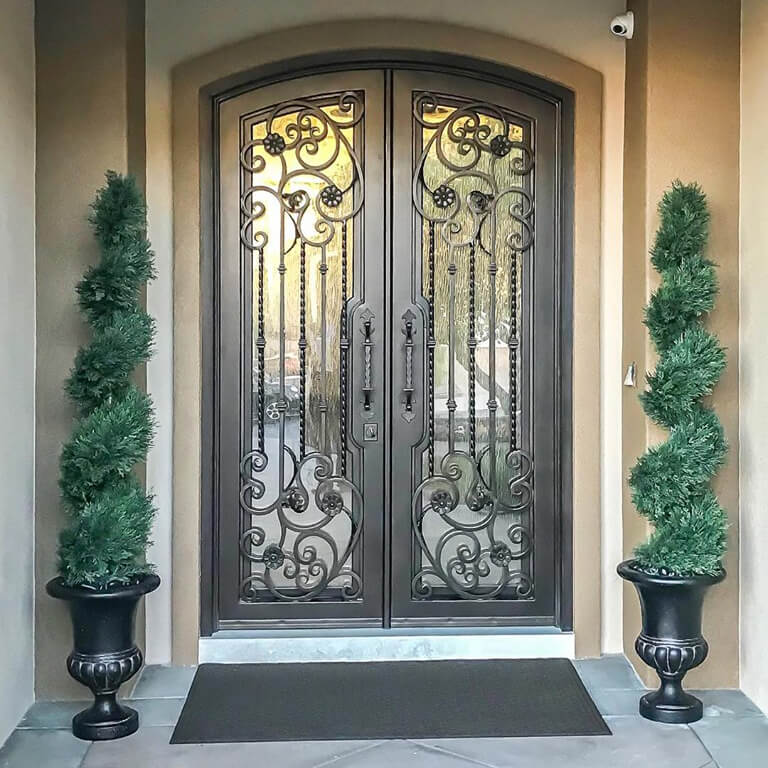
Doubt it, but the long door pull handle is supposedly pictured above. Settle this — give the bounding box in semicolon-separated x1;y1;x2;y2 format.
401;309;416;422
361;309;374;411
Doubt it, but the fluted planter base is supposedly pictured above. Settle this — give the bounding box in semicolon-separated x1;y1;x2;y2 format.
639;683;702;724
47;574;160;741
72;695;138;741
618;560;724;725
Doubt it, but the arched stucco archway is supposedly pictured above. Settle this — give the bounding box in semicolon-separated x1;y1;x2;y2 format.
169;20;603;663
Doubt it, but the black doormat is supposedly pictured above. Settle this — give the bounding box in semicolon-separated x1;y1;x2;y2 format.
171;659;610;743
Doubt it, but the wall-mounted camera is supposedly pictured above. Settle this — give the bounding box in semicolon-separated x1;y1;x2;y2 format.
610;11;634;39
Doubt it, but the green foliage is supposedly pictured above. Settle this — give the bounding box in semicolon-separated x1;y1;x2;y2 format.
57;478;156;587
66;312;154;413
57;172;157;588
629;181;728;576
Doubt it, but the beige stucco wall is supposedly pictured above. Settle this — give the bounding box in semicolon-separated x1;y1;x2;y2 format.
34;0;146;699
146;0;627;665
740;0;768;713
622;0;741;688
0;0;35;744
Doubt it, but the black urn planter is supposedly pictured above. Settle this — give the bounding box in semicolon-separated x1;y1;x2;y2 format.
618;560;724;724
46;573;160;741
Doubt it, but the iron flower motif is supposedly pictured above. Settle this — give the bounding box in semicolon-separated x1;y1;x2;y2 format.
468;190;493;213
432;184;456;209
282;489;307;513
490;134;513;157
283;190;308;212
263;132;286;156
467;489;492;512
320;184;344;207
430;489;453;514
490;542;513;568
320;491;344;516
263;544;285;570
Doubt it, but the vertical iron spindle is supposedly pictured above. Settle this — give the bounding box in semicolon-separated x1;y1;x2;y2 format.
468;239;477;458
339;220;348;475
299;240;307;459
509;248;518;452
487;217;498;488
320;245;328;454
447;244;457;454
256;246;265;454
428;221;435;475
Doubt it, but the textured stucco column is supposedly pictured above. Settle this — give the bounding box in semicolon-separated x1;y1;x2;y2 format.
622;0;740;688
34;0;146;699
740;0;768;714
0;0;36;744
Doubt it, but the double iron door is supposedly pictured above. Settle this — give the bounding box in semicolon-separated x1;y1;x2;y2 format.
214;67;566;630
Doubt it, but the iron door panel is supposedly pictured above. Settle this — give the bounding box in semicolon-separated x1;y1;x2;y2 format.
210;63;572;632
216;71;387;627
389;70;562;625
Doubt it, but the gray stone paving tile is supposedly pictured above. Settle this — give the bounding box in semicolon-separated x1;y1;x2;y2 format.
130;665;196;699
131;698;185;727
16;697;183;730
691;713;768;768
690;689;764;718
417;717;711;768
588;687;642;716
82;726;384;768
0;729;90;768
573;655;645;691
16;701;88;729
334;741;486;767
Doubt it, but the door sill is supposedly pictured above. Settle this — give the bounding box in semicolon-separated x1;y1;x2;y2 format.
199;628;575;663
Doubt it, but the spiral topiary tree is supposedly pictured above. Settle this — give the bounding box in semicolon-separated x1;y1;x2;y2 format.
629;181;728;577
57;171;157;588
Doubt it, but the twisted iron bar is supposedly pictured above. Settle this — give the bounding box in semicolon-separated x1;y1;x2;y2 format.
340;219;348;475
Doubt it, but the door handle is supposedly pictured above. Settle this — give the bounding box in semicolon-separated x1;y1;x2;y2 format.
361;309;374;411
401;309;417;422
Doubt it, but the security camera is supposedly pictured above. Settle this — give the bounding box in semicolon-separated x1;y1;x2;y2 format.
610;11;634;39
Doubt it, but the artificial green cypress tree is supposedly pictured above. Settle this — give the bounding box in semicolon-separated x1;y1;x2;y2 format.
57;171;157;588
629;181;728;576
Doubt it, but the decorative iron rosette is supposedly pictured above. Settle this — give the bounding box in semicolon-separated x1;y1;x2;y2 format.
262;544;286;570
263;132;286;156
320;184;344;208
490;134;513;157
432;184;456;209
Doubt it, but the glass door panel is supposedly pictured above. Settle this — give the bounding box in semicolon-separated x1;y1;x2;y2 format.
389;70;560;625
217;71;386;627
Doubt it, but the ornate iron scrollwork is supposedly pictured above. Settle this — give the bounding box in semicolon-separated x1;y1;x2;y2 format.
410;91;536;602
239;449;363;601
411;451;533;600
238;91;366;603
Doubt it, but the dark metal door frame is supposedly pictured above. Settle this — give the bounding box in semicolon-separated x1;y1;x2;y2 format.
200;51;573;636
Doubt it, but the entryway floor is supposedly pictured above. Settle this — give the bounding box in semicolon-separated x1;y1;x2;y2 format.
2;656;766;767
